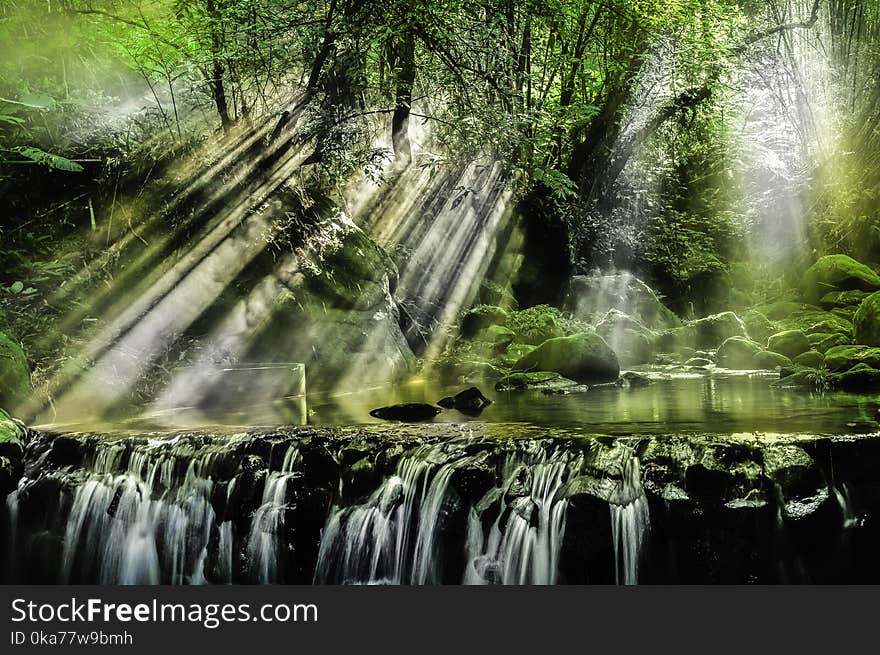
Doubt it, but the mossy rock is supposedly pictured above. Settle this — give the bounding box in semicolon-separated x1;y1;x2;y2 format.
690;312;748;348
504;305;565;345
754;350;792;370
812;332;851;354
767;330;811;359
802;254;880;304
771;369;838;390
823;345;880;372
512;332;619;384
776;308;852;337
494;343;536;368
461;305;509;339
838;363;880;392
0;333;30;408
793;350;824;368
758;300;815;321
0;408;25;458
854;291;880;347
742;310;777;345
716;336;762;369
831;307;857;323
820;289;872;309
478;325;515;349
494;371;582;392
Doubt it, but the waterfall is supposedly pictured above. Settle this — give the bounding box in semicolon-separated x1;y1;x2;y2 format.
246;446;301;583
608;454;650;585
463;451;575;585
314;448;445;584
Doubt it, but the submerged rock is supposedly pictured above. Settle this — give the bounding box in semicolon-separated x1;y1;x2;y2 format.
437;387;492;415
802;254;880;304
767;330;811;359
369;403;442;422
854;291;880;347
512;332;619;384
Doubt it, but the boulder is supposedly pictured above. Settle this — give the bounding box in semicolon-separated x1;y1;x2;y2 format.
812;333;851;353
437;387;492;415
595;309;655;364
494;343;536;368
823;345;880;372
690;312;748;348
742;310;777;344
0;333;30;408
854;291;880;346
0;408;25;458
802;254;880;304
563;272;680;330
477;325;515;349
369;404;442;422
512;332;619;384
461;305;509;339
616;371;653;388
754;350;792;370
793;350;824;368
716;336;762;369
838;363;880;392
820;289;872;309
494;371;583;393
767;330;811;359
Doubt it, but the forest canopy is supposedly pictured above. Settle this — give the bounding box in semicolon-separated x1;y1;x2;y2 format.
2;0;880;309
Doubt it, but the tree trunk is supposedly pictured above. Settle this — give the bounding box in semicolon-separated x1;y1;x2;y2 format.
392;31;416;162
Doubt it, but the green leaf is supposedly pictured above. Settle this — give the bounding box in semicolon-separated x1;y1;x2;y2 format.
13;147;84;172
9;281;23;294
15;94;55;110
0;115;25;126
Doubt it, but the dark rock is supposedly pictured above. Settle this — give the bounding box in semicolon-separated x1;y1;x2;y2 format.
617;371;653;388
437;387;492;415
838;363;880;391
369;403;442;422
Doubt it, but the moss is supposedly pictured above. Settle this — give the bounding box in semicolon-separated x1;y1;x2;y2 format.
767;330;811;359
819;289;872;308
754;350;792;370
503;304;565;345
0;408;25;458
494;371;580;392
801;254;880;303
461;305;509;338
823;345;880;372
742;310;777;345
854;291;880;347
512;332;619;383
690;312;748;348
0;333;30;408
793;350;824;368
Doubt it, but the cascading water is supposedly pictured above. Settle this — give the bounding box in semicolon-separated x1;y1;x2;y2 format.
246;446;301;583
608;456;650;585
4;431;660;585
463;451;576;585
